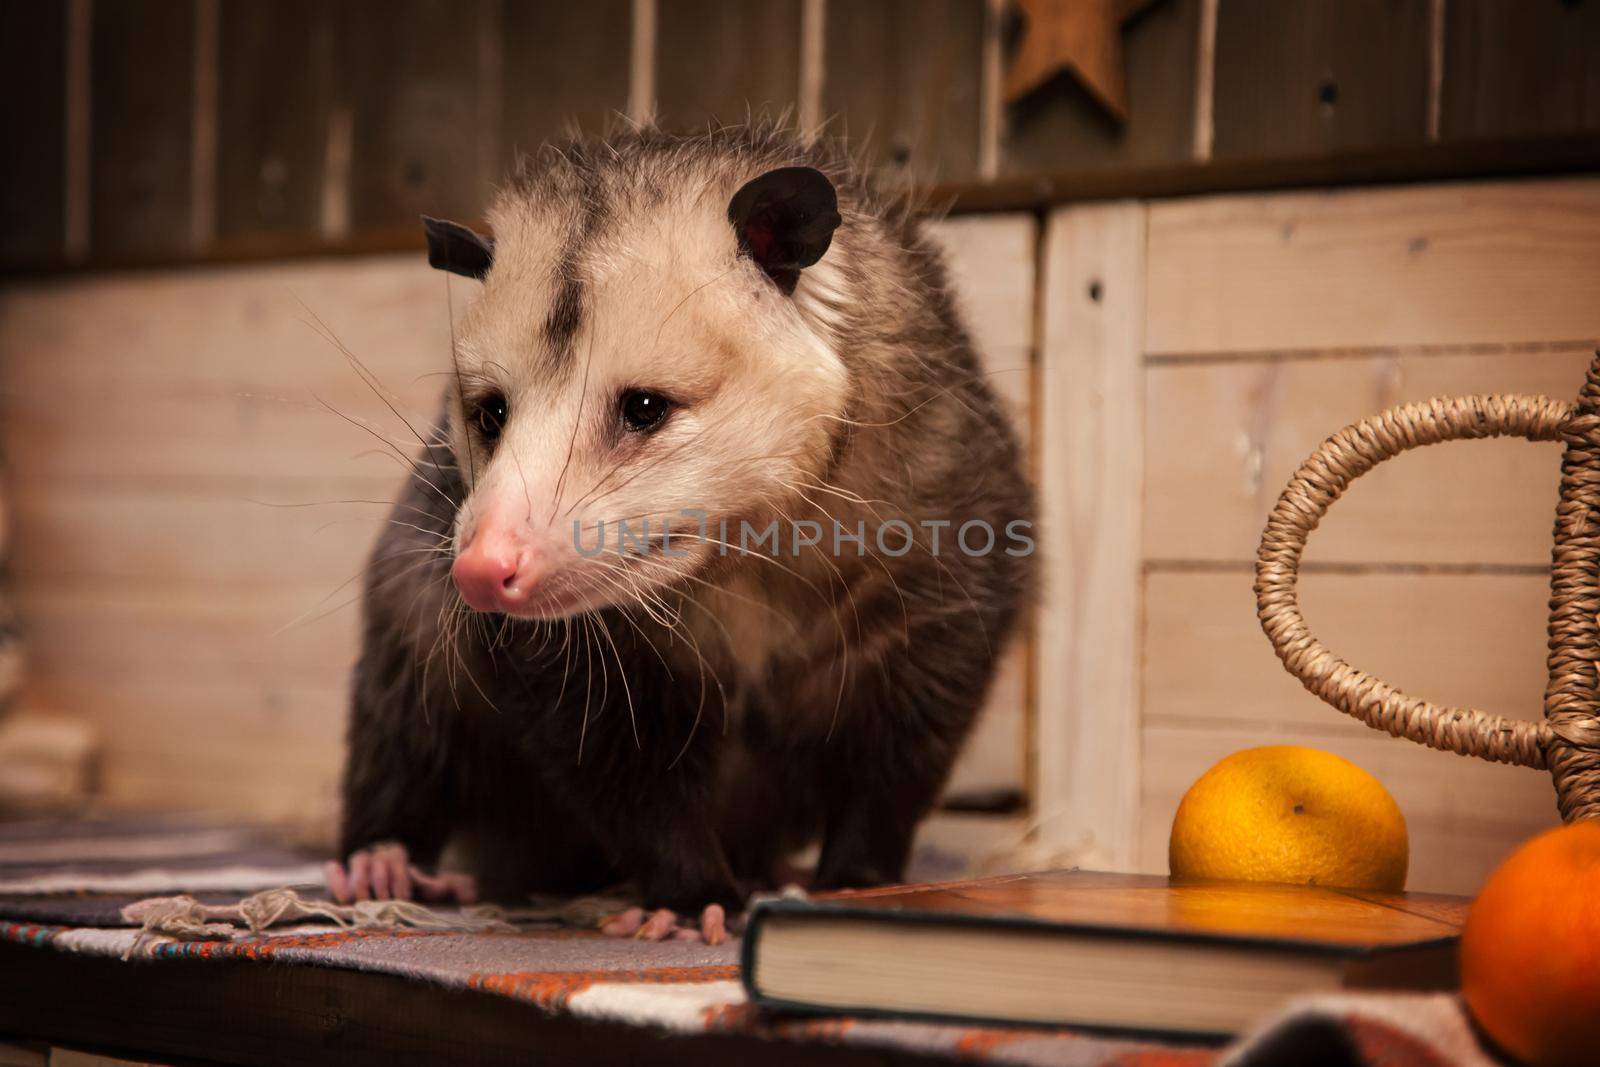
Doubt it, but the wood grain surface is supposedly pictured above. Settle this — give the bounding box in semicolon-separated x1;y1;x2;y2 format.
1211;0;1430;159
1003;0;1202;176
1441;0;1600;141
1033;201;1145;871
1145;178;1600;355
656;0;801;130
824;0;985;182
89;0;196;257
0;0;67;267
216;0;334;241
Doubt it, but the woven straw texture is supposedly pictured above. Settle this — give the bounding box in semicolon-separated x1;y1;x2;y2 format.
1255;352;1600;822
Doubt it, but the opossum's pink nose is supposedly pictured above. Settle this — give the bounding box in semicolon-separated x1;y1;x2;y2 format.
452;529;539;613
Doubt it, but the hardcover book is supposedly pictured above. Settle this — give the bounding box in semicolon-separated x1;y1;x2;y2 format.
741;870;1468;1035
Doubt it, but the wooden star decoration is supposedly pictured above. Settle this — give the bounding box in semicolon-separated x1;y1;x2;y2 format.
1004;0;1165;123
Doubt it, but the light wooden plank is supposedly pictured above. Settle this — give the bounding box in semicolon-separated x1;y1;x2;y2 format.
1033;202;1145;869
1140;723;1560;894
1146;177;1600;355
0;260;460;817
1144;348;1591;564
1144;570;1550;736
927;214;1036;798
944;638;1027;798
0;394;436;496
925;213;1034;437
925;214;1035;354
18;583;361;691
0;255;455;400
29;676;345;761
10;488;385;586
26;675;345;825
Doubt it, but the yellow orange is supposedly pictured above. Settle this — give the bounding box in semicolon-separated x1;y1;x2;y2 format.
1168;745;1407;891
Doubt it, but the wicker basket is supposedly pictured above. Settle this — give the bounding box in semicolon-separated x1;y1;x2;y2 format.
1254;350;1600;821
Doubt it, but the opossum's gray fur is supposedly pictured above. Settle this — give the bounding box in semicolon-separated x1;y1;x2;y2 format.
340;122;1036;910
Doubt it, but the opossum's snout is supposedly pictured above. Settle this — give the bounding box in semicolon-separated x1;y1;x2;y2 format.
451;531;531;614
451;523;542;613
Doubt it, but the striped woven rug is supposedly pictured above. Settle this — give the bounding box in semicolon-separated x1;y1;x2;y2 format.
0;815;1485;1066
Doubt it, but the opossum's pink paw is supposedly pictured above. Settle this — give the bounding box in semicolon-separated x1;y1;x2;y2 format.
327;842;412;902
638;908;683;941
697;908;729;947
600;907;646;937
325;843;476;905
603;904;732;944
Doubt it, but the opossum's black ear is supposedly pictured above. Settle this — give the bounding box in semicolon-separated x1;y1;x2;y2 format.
727;167;840;296
422;216;495;280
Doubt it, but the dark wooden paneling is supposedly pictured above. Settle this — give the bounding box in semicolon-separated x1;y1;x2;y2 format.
657;0;801;130
0;0;67;267
1003;0;1200;175
1213;0;1430;160
825;0;984;183
945;134;1600;215
340;0;488;231
500;0;633;164
1442;0;1600;141
217;0;334;241
91;0;196;256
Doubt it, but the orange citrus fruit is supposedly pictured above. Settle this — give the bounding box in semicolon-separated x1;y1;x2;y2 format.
1460;820;1600;1067
1168;745;1408;891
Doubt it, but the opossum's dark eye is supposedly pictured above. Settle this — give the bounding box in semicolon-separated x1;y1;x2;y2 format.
472;392;508;443
619;390;671;433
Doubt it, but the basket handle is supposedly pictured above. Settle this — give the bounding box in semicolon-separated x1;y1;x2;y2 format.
1254;393;1575;770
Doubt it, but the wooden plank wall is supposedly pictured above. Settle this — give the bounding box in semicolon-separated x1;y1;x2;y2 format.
1033;203;1145;872
1035;176;1600;894
6;0;1599;269
0;215;1035;831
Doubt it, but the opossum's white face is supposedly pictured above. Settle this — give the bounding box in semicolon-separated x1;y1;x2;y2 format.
435;166;847;620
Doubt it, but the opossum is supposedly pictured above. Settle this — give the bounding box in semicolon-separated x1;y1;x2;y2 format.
327;124;1036;942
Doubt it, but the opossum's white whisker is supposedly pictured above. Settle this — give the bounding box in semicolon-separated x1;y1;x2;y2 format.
648;265;735;351
314;395;461;515
278;549;449;635
295;297;457;493
767;496;855;740
565;422;714;518
444;274;480;494
591;610;640;750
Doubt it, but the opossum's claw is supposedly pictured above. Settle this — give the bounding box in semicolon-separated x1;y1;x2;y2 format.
699;903;730;945
600;903;733;944
325;842;475;905
637;908;679;941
